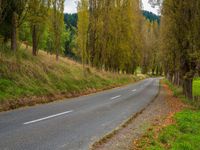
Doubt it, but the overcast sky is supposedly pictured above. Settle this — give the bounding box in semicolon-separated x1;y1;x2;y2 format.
64;0;160;15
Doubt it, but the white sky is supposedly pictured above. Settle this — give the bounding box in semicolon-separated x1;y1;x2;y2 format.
64;0;78;14
64;0;161;15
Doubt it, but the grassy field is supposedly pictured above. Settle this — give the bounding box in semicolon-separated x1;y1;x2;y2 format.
193;78;200;96
0;45;145;110
136;79;200;150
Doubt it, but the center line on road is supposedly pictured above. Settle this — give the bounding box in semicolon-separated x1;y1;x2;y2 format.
23;110;73;125
132;89;137;92
110;95;121;100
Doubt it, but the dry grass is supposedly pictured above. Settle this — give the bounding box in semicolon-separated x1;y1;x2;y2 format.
0;44;146;111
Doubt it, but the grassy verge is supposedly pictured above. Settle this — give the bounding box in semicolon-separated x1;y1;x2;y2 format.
135;79;200;150
165;78;200;107
0;46;146;111
137;109;200;150
193;77;200;97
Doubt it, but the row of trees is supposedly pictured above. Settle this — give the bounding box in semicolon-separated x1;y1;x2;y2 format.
77;0;162;75
77;0;144;74
0;0;160;73
0;0;65;60
141;20;162;75
3;0;197;100
160;0;200;99
77;0;200;100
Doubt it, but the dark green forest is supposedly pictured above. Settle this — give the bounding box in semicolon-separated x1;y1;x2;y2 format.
64;13;78;60
64;11;159;29
64;13;77;28
143;11;160;23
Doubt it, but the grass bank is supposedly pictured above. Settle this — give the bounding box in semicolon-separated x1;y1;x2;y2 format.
135;79;200;150
0;46;146;111
193;77;200;97
136;109;200;150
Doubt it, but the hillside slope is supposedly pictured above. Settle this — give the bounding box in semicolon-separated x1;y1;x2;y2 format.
0;46;145;111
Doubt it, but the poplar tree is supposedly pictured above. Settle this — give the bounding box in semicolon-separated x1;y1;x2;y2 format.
28;0;49;56
84;0;142;73
141;19;161;75
161;0;200;99
50;0;65;61
77;0;89;74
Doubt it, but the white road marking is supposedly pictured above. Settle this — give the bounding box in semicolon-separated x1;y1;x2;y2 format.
110;95;121;100
59;144;67;148
132;89;137;92
23;110;73;125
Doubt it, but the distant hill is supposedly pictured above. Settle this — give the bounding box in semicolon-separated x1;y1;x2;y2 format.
63;13;78;60
64;13;78;28
142;10;160;23
64;11;160;29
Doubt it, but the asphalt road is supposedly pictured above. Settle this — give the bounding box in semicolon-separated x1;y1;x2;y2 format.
0;78;159;150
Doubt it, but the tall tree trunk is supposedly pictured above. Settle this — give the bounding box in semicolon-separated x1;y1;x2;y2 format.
156;66;159;76
56;47;59;61
152;68;155;75
168;72;173;83
11;12;17;52
32;25;37;56
174;72;181;86
183;77;193;100
159;67;163;76
173;72;178;85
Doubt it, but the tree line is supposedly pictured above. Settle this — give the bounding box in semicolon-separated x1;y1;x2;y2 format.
77;0;200;100
65;10;159;62
77;0;161;75
2;0;197;100
77;0;143;74
160;0;200;99
0;0;160;73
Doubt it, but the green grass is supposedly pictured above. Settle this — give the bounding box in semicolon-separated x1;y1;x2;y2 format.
193;78;200;96
0;45;145;103
164;79;185;101
140;110;200;150
137;79;200;150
